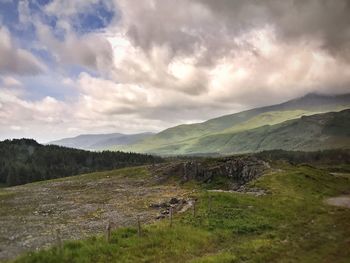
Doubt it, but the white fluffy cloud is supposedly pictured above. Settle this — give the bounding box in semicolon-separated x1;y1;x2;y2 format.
1;76;22;86
1;0;350;141
0;27;46;75
36;22;113;73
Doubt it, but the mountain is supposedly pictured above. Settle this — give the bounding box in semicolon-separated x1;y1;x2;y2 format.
49;132;154;150
168;109;350;155
119;93;350;155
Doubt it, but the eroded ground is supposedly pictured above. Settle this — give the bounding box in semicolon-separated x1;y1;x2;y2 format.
0;166;192;261
325;196;350;208
3;163;350;263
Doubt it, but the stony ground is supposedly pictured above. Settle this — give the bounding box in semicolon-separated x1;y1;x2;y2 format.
3;162;350;263
325;196;350;208
0;166;192;261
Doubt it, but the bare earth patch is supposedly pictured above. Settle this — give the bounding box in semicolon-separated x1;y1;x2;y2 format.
0;167;192;261
325;196;350;209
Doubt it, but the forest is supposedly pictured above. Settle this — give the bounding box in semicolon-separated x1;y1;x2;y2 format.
0;139;162;186
254;149;350;165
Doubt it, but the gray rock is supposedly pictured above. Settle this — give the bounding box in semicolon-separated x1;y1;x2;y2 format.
158;156;269;185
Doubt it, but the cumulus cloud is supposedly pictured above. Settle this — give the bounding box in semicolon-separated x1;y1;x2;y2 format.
108;0;350;104
1;76;22;87
0;27;46;75
1;0;350;141
0;86;67;141
36;23;113;73
196;0;350;60
0;73;203;142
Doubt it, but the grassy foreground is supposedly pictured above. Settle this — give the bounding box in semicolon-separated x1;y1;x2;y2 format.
12;164;350;263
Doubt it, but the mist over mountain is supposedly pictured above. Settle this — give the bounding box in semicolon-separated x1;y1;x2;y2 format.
49;132;154;150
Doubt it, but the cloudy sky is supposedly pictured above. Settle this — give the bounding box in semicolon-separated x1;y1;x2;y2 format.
0;0;350;142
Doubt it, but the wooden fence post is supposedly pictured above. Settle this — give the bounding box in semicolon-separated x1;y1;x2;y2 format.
106;221;112;243
192;200;196;217
137;216;142;237
208;195;212;216
170;207;173;227
56;228;63;251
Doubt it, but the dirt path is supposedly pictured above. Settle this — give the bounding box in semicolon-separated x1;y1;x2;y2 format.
208;188;266;196
325;196;350;209
0;168;191;261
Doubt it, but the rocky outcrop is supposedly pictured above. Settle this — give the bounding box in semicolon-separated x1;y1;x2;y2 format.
149;197;193;219
154;156;269;186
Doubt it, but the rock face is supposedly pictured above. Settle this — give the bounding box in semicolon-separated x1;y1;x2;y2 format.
156;156;269;186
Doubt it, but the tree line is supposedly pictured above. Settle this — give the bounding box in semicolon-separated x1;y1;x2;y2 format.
0;139;163;186
254;149;350;165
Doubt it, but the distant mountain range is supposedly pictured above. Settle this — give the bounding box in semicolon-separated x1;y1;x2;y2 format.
117;93;350;155
51;93;350;155
49;132;154;150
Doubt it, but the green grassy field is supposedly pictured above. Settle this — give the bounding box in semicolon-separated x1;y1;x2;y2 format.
11;163;350;263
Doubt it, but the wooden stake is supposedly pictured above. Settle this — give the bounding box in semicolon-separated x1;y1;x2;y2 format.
56;229;63;251
192;200;196;217
137;216;142;237
208;196;212;216
106;222;112;243
170;207;173;227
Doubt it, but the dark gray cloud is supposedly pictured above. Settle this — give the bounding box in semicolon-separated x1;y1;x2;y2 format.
118;0;350;63
111;0;350;104
196;0;350;59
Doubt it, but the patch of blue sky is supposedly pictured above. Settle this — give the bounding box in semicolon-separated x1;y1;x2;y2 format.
30;48;56;68
0;0;20;28
72;1;116;34
1;0;116;101
0;1;43;44
19;73;79;101
66;65;101;79
34;0;52;6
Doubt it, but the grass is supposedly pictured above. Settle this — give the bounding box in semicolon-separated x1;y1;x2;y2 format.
32;166;152;185
120;109;350;156
11;163;350;263
117;110;312;154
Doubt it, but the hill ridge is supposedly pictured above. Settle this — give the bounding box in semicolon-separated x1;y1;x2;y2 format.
120;93;350;155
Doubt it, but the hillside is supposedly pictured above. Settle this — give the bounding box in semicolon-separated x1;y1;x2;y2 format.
3;153;350;262
133;109;350;155
49;132;154;150
0;139;161;186
121;93;350;155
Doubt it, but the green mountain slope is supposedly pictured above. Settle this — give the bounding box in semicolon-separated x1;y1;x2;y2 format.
142;109;350;155
50;132;154;150
120;93;350;154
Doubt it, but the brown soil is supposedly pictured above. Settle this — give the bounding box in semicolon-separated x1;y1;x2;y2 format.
0;167;191;261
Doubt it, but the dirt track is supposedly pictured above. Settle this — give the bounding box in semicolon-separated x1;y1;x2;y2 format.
0;167;191;261
325;196;350;209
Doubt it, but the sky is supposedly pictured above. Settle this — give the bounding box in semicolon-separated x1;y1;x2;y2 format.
0;0;350;142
